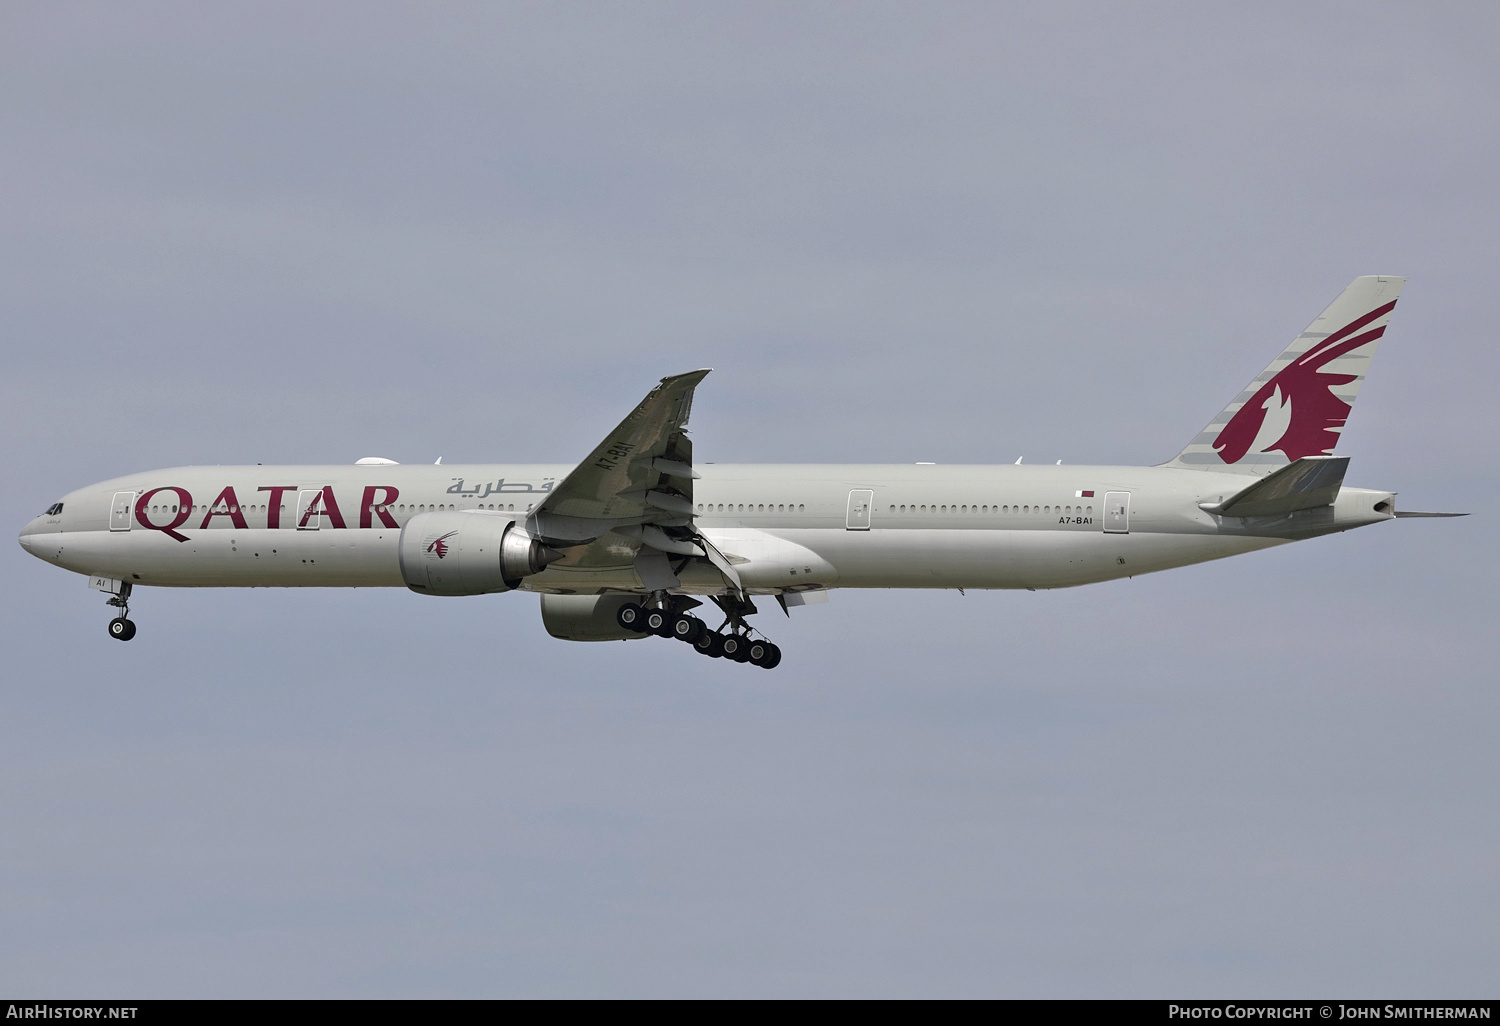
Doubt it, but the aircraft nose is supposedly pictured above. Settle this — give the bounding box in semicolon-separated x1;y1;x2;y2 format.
18;516;47;554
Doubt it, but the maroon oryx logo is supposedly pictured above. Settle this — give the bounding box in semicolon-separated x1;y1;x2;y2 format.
426;531;458;559
1213;301;1396;465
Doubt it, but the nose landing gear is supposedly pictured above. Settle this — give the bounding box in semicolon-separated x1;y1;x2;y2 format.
106;583;137;641
616;592;782;669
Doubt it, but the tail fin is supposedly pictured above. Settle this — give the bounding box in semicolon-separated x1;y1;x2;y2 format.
1163;276;1404;474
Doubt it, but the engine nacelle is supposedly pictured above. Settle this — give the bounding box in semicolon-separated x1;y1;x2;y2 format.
398;511;555;596
539;593;649;642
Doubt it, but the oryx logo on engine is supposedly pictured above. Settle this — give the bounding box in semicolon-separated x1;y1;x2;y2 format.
426;531;458;559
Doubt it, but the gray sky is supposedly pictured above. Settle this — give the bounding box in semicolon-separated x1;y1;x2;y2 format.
1;1;1496;997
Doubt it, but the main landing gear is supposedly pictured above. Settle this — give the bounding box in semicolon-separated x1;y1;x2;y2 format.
106;582;137;641
616;593;782;669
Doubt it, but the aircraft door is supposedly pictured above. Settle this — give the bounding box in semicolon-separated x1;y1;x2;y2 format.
109;491;135;532
295;489;321;530
1103;491;1131;534
846;489;874;530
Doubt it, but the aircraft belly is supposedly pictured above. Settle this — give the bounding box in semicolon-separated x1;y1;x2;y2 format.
516;528;1288;594
779;528;1284;589
44;522;1288;594
52;530;404;587
769;529;998;587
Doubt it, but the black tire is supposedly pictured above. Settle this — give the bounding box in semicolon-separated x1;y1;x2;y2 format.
721;634;752;663
757;643;782;669
670;613;705;644
108;617;134;641
121;619;137;641
746;640;770;665
695;632;725;658
643;609;670;636
616;603;647;633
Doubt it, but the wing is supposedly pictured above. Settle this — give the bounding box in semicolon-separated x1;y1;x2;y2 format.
527;370;743;595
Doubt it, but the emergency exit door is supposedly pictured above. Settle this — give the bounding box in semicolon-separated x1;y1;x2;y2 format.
846;489;873;530
296;489;322;530
109;491;135;532
1103;491;1131;534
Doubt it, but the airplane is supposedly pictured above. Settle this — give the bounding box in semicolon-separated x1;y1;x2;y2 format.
18;276;1463;668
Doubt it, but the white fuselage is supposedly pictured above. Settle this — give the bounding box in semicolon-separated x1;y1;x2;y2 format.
18;462;1396;596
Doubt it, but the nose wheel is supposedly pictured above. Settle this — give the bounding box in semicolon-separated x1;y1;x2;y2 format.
105;583;137;641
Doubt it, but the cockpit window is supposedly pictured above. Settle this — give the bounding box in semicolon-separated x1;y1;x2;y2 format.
44;502;63;516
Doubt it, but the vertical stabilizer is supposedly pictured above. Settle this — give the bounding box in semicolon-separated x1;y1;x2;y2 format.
1164;276;1404;474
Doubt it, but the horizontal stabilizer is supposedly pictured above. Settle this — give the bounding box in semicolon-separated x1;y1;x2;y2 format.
1200;455;1349;517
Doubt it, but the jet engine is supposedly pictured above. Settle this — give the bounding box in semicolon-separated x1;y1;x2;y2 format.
398;511;558;596
539;594;649;642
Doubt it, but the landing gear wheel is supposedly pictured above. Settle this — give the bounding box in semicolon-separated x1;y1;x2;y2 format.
694;632;725;658
721;634;753;663
669;613;705;644
753;642;782;669
616;603;648;633
642;608;671;636
108;617;136;641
